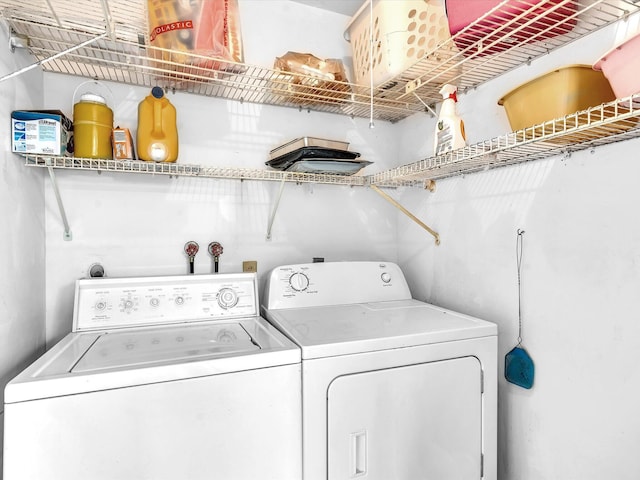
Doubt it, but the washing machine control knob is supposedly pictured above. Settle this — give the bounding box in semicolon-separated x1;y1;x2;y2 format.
217;288;239;309
289;272;309;292
381;272;391;283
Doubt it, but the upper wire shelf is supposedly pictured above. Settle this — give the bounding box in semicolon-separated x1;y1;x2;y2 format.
1;0;638;123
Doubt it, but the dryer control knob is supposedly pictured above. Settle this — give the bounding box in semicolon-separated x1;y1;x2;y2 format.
381;272;391;283
289;272;310;292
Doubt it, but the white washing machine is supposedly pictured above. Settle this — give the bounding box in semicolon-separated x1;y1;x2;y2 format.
3;273;301;480
262;261;498;480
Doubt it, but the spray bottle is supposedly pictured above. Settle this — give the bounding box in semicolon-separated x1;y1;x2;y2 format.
434;84;466;156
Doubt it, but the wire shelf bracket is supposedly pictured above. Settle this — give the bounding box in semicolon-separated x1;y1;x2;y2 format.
370;185;440;245
47;165;72;241
0;31;108;83
266;177;288;241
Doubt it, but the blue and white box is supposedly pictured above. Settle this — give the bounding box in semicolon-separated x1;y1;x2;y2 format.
11;110;74;156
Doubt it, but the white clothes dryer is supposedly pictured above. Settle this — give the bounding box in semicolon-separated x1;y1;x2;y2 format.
3;273;301;480
262;261;498;480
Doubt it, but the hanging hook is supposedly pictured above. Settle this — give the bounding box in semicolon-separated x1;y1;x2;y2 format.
516;229;525;345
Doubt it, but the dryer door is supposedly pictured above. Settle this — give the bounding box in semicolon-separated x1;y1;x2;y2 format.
328;356;482;480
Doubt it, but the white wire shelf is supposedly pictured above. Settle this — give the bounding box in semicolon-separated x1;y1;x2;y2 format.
371;95;640;185
1;0;638;122
24;94;640;187
23;156;372;186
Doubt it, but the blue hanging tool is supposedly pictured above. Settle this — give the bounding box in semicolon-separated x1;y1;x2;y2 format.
505;229;535;389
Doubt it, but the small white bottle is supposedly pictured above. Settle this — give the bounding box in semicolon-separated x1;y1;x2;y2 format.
434;84;467;156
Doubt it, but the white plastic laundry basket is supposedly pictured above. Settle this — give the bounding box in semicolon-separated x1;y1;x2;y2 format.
345;0;451;88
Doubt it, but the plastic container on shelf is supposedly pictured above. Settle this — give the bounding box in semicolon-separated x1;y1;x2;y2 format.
344;0;454;88
498;65;615;131
73;82;114;159
498;64;639;144
137;87;178;163
593;31;640;105
445;0;577;56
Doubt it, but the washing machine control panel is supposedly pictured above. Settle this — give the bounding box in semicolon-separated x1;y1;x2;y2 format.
73;273;259;332
264;261;412;310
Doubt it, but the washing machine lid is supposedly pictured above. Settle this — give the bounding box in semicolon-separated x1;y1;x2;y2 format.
72;322;259;373
264;299;497;359
5;317;300;403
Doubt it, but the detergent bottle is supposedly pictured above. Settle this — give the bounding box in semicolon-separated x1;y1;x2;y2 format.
137;87;178;162
434;84;466;156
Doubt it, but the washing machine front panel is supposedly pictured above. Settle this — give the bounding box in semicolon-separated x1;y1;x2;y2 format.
4;363;302;480
328;356;482;480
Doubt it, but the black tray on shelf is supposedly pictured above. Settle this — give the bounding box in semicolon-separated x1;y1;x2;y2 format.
266;146;361;171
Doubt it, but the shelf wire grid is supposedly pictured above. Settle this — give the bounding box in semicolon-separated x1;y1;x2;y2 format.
2;0;638;122
5;1;640;187
381;0;640;102
370;95;640;184
24;155;371;186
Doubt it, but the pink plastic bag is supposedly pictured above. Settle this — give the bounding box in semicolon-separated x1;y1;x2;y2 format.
147;0;244;71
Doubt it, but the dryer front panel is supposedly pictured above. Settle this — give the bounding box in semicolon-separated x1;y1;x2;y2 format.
328;356;482;480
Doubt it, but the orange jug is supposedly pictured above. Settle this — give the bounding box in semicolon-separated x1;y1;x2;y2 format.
137;87;178;162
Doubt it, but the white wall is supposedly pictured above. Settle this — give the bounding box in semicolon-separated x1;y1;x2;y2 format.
398;142;640;480
0;27;46;476
396;14;640;480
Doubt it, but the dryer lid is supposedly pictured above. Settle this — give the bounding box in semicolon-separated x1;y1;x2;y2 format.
265;300;497;359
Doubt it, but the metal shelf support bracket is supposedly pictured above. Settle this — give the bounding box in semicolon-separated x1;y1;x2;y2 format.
407;81;437;117
266;177;288;241
9;29;29;53
0;32;108;83
47;166;72;241
370;185;440;245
